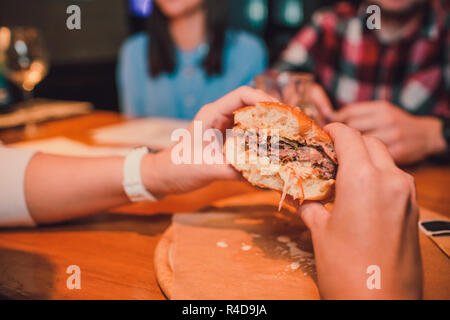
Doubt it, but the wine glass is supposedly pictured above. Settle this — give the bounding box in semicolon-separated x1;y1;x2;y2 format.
0;26;49;136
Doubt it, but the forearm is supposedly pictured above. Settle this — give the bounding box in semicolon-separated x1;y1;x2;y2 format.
24;153;131;224
21;86;271;225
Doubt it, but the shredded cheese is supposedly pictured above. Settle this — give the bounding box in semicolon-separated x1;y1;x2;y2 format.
298;177;305;206
278;166;307;210
278;170;291;211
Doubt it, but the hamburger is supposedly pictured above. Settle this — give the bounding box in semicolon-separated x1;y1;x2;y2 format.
225;101;337;209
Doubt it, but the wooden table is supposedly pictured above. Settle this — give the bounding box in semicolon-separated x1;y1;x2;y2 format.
0;112;448;299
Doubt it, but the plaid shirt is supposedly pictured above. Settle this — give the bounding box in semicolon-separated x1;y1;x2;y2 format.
275;0;450;119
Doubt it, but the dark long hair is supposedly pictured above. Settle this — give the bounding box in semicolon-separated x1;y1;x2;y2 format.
147;0;228;78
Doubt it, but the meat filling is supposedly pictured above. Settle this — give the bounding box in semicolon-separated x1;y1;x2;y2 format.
242;132;336;180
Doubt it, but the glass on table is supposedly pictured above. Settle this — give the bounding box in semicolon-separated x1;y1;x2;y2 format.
0;26;49;136
254;70;325;127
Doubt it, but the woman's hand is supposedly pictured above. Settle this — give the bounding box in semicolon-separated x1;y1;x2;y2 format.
142;86;276;198
296;123;423;299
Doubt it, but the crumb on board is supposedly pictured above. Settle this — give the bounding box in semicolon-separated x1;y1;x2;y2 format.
216;241;228;248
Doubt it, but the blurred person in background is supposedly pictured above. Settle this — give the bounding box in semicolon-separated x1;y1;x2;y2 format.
275;0;449;164
117;0;267;119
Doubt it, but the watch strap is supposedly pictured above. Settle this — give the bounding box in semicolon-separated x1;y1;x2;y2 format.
123;147;156;202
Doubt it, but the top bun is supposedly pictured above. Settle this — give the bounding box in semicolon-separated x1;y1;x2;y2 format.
234;101;337;163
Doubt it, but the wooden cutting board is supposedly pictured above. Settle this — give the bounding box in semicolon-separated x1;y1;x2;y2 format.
154;191;450;300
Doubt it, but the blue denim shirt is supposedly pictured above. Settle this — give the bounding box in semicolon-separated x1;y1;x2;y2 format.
117;30;267;119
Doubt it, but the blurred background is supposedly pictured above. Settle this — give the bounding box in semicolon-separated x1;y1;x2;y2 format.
0;0;354;112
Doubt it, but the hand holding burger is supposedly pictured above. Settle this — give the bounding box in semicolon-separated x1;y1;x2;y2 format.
298;123;422;299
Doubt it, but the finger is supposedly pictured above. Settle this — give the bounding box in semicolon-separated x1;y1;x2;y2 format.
405;173;418;210
333;102;379;122
364;127;400;145
362;136;397;170
213;86;278;116
310;84;334;120
324;122;372;167
345;115;385;133
387;143;407;164
297;201;330;233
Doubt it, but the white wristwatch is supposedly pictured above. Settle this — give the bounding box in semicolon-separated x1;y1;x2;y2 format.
122;147;157;202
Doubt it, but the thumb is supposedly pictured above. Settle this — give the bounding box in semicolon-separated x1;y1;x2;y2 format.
297;201;330;233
